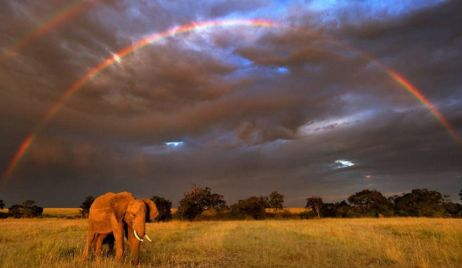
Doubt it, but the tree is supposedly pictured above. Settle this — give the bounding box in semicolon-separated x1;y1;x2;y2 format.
444;202;462;217
79;196;95;218
268;191;284;209
334;201;354;218
9;200;43;218
210;193;227;210
393;189;446;217
230;196;268;219
8;204;23;218
305;197;323;217
459;189;462;203
151;195;172;221
348;189;393;216
177;185;226;220
0;199;4;210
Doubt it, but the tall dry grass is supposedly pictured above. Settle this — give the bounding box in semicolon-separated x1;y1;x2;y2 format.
1;217;461;267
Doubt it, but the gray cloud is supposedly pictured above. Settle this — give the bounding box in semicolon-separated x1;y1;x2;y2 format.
0;0;461;207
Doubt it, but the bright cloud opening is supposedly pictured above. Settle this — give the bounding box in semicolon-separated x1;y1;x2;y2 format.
165;141;184;147
333;159;355;169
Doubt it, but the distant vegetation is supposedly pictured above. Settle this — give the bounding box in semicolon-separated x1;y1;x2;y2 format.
2;187;462;219
230;196;269;219
151;195;172;221
8;200;43;218
308;189;462;218
79;196;95;218
177;185;227;220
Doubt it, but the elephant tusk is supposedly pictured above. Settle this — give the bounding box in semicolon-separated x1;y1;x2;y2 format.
144;234;152;242
133;230;144;242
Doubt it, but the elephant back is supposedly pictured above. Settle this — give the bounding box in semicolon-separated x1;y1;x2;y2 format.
90;192;136;220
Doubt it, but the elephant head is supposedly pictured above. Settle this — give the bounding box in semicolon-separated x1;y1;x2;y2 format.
124;198;159;242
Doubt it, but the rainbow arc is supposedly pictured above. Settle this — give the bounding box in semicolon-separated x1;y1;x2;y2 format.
2;18;460;179
2;1;95;59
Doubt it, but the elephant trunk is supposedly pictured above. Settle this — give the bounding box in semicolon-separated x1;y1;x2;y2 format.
133;229;153;243
133;217;152;242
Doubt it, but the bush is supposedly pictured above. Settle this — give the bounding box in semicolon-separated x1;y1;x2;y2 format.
333;201;355;217
444;202;462;217
300;210;317;219
79;196;95;218
151;195;172;221
197;207;232;220
230;196;268;219
177;185;226;220
8;200;43;218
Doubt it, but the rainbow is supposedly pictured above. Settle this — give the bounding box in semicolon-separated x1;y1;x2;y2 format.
387;70;461;144
2;19;276;178
335;42;462;146
2;18;460;179
3;0;94;58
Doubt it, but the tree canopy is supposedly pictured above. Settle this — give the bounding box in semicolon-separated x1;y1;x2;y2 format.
392;189;446;217
348;189;393;216
268;191;284;209
177;185;226;220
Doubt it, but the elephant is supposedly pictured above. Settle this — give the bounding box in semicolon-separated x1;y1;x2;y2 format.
83;192;158;264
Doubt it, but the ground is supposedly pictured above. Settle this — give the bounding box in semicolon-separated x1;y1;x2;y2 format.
0;210;461;267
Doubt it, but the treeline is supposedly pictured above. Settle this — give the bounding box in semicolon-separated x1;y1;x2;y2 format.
0;200;43;218
173;187;462;220
305;189;462;218
2;187;462;220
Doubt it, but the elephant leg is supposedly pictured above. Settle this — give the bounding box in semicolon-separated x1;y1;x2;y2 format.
103;233;115;256
94;233;108;257
127;227;141;265
83;225;96;259
111;216;124;262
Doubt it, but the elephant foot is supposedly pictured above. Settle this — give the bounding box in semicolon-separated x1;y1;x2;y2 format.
80;253;91;262
115;255;123;263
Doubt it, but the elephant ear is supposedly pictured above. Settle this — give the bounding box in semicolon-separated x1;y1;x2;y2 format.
144;199;159;222
111;192;135;221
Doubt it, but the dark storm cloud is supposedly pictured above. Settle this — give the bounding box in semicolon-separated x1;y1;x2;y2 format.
0;0;461;207
339;0;462;100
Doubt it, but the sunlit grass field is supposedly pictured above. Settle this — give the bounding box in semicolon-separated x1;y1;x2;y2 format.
0;210;461;267
0;208;81;217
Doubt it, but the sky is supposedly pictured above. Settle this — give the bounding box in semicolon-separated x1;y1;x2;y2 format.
0;0;461;207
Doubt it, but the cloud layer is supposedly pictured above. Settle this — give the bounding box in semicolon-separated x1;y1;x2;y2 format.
0;0;461;206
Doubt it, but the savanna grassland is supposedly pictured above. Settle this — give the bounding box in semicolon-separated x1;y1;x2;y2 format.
0;210;462;268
